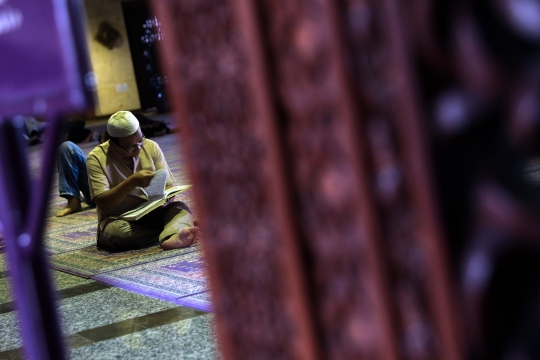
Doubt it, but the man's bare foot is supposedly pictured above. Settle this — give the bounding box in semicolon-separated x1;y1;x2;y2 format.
161;224;201;250
56;197;82;217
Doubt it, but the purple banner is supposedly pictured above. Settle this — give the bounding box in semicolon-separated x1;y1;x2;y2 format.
0;0;92;117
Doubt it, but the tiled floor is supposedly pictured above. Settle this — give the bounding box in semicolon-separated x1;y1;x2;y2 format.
0;256;218;359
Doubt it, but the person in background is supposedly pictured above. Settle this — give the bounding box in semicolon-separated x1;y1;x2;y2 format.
55;141;95;217
63;118;96;144
16;116;46;146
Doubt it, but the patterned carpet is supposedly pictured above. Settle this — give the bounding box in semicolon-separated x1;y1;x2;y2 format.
34;134;211;312
93;250;211;311
44;208;98;254
51;243;201;278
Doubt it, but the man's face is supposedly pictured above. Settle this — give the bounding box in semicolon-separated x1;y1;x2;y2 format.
113;129;145;157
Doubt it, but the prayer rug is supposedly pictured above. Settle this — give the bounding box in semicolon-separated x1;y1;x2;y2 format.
93;250;210;311
44;209;98;254
50;242;200;278
31;133;211;312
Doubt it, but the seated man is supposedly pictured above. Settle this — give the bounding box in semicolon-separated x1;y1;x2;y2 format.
55;113;173;217
86;110;200;251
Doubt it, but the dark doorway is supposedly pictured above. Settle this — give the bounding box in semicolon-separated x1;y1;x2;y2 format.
122;0;169;112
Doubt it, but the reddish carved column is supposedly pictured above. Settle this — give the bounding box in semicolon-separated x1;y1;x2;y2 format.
338;0;464;358
377;1;463;357
151;0;319;359
151;0;464;359
257;0;399;359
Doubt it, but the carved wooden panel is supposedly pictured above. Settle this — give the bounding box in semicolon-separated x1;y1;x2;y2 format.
150;0;540;359
151;0;319;359
257;0;399;358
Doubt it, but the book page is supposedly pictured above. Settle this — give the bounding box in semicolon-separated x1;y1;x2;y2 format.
119;197;165;220
140;169;167;199
165;184;191;196
119;183;192;221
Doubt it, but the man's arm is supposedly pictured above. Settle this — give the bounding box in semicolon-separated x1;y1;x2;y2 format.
93;170;154;212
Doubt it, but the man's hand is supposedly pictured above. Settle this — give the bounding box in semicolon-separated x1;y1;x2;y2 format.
130;170;154;187
94;170;155;212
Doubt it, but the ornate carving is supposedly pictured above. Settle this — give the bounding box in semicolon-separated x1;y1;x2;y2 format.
152;0;317;358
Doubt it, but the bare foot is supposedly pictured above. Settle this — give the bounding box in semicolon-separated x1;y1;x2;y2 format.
56;197;82;217
161;224;201;250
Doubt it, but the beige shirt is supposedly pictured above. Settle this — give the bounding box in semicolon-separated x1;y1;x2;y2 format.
86;139;175;222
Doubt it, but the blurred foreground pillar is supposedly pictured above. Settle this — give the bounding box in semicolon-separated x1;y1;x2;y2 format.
151;0;462;359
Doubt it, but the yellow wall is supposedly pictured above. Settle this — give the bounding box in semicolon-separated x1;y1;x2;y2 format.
84;0;140;116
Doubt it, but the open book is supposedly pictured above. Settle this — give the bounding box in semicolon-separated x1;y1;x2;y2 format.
118;169;191;221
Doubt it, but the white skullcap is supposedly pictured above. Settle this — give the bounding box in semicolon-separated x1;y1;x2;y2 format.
107;111;139;137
